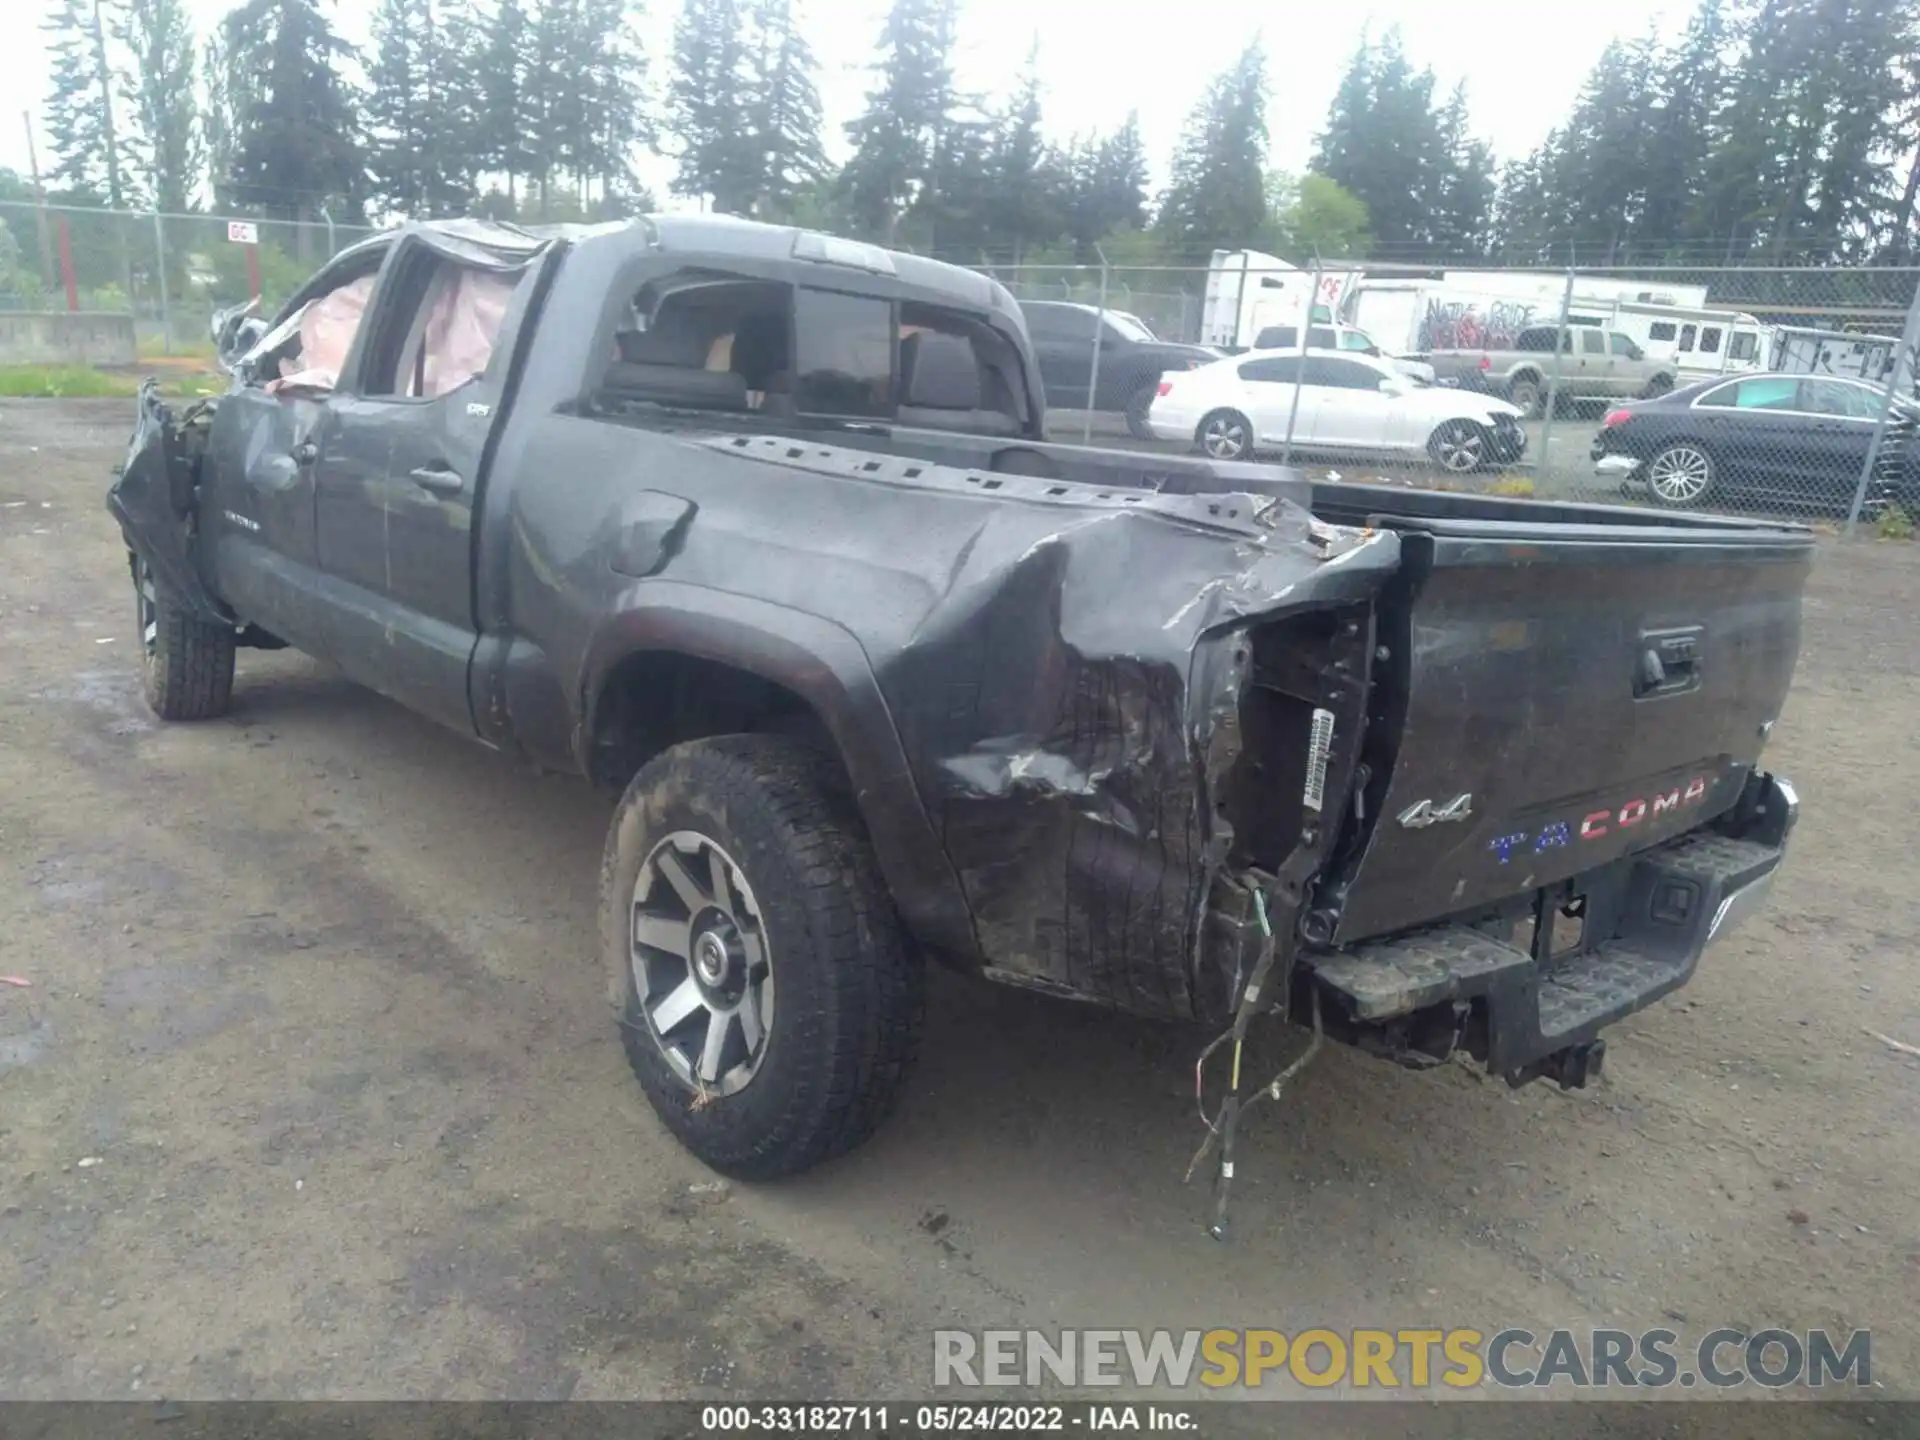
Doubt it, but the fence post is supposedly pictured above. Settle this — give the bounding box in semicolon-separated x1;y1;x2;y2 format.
1280;257;1321;469
1846;279;1920;535
151;207;171;355
57;214;78;312
1536;266;1577;486
1231;253;1250;349
319;204;336;257
1081;244;1110;444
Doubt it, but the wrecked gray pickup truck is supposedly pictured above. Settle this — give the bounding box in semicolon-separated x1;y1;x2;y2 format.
110;216;1807;1209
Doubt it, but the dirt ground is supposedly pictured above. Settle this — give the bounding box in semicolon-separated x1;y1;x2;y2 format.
0;398;1916;1420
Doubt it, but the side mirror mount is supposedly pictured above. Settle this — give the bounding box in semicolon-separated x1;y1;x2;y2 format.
211;298;265;372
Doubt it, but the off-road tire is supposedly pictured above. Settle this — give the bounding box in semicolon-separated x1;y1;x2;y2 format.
134;554;235;721
1124;382;1159;440
600;734;924;1180
1508;373;1545;419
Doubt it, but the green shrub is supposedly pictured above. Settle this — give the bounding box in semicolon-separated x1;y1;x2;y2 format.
1875;505;1915;540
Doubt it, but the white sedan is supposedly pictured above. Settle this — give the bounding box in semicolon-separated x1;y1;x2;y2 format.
1147;349;1528;471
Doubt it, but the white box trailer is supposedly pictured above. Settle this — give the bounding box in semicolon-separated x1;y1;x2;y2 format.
1343;280;1587;353
1342;280;1765;378
1438;270;1711;312
1768;326;1899;383
1201;250;1345;350
1603;303;1767;378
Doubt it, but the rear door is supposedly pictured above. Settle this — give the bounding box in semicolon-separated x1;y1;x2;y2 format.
310;238;541;733
1692;376;1808;492
1237;355;1311;445
1576;327;1610;392
1025;306;1097;408
1326;517;1811;943
1301;356;1395;449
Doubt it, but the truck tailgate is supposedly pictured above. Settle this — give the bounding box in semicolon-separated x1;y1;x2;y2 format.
1331;517;1811;944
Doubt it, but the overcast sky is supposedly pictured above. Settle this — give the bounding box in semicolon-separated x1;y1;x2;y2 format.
1;0;1692;210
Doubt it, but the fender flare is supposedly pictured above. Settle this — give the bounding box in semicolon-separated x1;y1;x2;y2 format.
576;582;982;968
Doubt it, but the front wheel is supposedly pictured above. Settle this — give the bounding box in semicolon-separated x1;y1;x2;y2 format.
1641;374;1674;399
1123;383;1159;440
1194;409;1254;461
1645;442;1715;506
133;552;235;720
600;735;924;1180
1427;420;1492;473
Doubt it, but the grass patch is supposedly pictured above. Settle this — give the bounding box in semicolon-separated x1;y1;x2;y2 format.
0;365;141;398
1875;505;1915;541
0;364;224;400
1485;475;1537;497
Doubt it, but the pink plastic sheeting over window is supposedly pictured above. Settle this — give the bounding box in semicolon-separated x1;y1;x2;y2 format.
267;273;376;393
413;268;519;398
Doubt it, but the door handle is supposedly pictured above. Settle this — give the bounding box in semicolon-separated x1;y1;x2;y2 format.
291;440;318;465
409;464;465;496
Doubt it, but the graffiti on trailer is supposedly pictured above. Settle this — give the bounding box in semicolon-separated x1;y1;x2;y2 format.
1419;299;1538;351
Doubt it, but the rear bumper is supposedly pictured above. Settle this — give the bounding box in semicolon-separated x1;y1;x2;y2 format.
1593;451;1641;478
1304;770;1797;1087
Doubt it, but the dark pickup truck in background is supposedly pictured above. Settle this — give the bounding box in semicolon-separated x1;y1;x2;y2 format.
111;216;1806;1202
1018;298;1218;437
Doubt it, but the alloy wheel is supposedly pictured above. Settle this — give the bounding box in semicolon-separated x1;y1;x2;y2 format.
134;556;159;658
1199;413;1250;460
1432;423;1486;472
1648;445;1712;504
630;830;774;1097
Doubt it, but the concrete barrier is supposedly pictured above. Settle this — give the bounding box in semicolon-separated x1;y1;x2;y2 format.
0;312;138;367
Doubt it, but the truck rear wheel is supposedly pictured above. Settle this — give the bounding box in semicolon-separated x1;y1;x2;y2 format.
133;552;235;721
1508;374;1544;418
600;734;924;1180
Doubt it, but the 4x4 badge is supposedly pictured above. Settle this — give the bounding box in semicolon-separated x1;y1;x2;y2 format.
1398;794;1473;828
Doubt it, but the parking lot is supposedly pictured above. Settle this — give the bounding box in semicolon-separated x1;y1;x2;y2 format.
1;397;1916;1415
1050;408;1615;497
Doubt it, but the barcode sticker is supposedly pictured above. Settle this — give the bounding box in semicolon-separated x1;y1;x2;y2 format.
1303;708;1335;813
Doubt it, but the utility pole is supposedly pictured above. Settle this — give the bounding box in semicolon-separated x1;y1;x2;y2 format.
23;111;56;291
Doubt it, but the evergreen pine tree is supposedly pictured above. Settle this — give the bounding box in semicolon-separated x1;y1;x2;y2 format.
839;0;959;242
1157;40;1270;252
116;0;199;213
43;0;131;205
742;0;825;218
225;0;364;221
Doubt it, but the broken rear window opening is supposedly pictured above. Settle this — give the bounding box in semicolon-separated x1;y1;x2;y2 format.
593;269;1028;436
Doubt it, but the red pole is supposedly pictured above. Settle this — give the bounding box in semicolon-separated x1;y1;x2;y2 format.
57;213;78;312
247;243;261;301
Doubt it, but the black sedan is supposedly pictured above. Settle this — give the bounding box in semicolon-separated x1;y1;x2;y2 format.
1591;372;1916;514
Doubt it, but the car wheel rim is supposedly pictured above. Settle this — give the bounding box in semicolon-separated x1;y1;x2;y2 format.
1202;417;1246;459
631;830;774;1097
1649;446;1710;502
134;557;158;658
1436;426;1483;472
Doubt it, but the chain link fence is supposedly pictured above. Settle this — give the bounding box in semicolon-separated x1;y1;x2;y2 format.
2;198;1916;531
0;199;378;356
974;255;1920;532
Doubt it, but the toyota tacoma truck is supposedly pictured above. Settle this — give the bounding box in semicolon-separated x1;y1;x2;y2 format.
1423;322;1678;416
110;217;1805;1189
